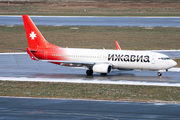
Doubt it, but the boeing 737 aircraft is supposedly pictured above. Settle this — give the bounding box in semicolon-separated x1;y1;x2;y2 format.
22;15;177;76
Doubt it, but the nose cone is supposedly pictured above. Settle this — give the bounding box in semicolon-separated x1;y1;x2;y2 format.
170;60;177;68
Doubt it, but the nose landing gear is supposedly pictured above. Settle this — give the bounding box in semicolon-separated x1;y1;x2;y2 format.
157;69;168;77
157;72;162;77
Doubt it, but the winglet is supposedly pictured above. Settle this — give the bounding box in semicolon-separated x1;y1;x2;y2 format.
115;41;121;50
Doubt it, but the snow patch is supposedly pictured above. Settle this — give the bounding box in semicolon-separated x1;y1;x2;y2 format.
168;68;180;72
1;77;180;87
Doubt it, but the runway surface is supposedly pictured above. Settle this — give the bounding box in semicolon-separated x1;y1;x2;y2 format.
0;53;180;87
0;97;180;120
1;53;180;119
1;16;180;27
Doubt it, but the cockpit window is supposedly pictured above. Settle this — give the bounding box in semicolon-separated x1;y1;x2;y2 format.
158;57;171;60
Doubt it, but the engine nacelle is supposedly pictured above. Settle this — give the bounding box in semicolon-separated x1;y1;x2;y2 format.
92;64;112;73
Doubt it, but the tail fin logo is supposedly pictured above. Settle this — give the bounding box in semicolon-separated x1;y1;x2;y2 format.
29;31;37;40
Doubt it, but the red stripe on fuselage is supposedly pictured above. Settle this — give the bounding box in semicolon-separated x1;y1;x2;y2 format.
31;48;68;61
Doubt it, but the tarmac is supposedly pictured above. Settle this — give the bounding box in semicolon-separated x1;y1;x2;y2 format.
0;97;180;120
0;53;180;119
1;16;180;27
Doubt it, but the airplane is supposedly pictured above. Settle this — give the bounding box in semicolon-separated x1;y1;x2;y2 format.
22;15;177;76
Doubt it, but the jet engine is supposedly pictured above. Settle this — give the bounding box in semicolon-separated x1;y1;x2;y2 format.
92;64;112;73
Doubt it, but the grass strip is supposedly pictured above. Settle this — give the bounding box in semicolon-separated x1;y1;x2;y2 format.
0;2;180;16
1;26;180;51
0;81;180;103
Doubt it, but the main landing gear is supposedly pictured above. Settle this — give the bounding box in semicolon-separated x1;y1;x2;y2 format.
86;70;93;76
100;73;107;76
157;72;162;77
86;70;107;76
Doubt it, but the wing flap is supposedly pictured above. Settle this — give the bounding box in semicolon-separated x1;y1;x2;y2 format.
26;48;39;61
42;60;95;67
42;60;111;68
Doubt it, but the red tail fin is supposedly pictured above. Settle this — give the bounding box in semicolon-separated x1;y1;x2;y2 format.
22;15;58;49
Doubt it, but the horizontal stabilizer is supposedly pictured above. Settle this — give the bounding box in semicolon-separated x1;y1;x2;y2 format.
26;48;39;60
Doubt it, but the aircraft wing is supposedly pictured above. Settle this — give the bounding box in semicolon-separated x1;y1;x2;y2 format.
42;60;110;68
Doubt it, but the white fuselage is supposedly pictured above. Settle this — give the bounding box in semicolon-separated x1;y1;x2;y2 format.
52;48;177;71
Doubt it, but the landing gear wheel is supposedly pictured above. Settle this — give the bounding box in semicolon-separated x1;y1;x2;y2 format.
157;72;162;76
86;70;93;76
100;73;107;76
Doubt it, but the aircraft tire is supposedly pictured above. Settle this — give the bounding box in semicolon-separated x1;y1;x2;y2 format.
100;73;107;76
86;70;93;76
157;72;162;76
